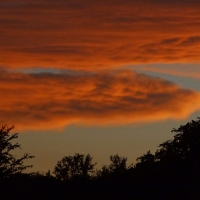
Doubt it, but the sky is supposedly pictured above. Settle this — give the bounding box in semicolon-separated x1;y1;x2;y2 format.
1;0;200;172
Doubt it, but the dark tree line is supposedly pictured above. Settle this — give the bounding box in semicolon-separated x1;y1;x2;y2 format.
1;118;200;199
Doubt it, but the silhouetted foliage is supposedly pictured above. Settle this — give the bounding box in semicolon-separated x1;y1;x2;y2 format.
133;118;200;199
95;154;130;180
0;125;34;178
95;165;110;178
156;118;200;163
109;154;128;173
135;150;155;168
2;118;200;199
53;153;96;180
136;117;200;167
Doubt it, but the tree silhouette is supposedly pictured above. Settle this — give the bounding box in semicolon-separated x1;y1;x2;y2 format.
154;118;200;164
133;118;200;199
53;153;96;180
0;125;34;178
96;154;129;178
109;154;128;173
135;117;200;169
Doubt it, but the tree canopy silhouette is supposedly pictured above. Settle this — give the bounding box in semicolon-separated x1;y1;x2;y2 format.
0;125;34;178
136;117;200;168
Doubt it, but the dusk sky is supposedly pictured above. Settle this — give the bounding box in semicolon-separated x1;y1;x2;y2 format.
1;0;200;172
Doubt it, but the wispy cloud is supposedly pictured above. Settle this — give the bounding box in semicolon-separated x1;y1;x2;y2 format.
1;1;200;69
0;70;199;130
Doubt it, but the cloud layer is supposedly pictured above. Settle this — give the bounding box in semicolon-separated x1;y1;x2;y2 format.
0;70;199;130
1;1;200;69
1;1;200;130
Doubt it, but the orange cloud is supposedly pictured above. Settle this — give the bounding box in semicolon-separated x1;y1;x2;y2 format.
0;1;200;70
0;70;199;130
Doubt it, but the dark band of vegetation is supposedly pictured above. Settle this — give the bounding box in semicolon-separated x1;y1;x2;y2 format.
1;118;200;199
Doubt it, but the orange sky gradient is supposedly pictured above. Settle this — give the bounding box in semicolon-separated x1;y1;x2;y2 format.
2;0;200;174
1;0;200;130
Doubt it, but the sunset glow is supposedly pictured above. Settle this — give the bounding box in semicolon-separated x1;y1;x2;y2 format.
1;0;200;172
